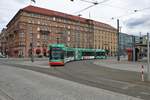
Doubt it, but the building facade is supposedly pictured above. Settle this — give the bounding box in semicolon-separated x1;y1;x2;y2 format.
119;33;133;56
119;32;142;56
0;5;117;57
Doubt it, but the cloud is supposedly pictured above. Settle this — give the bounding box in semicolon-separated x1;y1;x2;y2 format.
125;15;150;28
0;0;26;30
0;17;8;30
122;14;150;34
0;0;150;35
14;0;28;4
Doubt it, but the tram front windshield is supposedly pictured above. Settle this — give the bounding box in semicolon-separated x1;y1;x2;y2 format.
51;47;64;60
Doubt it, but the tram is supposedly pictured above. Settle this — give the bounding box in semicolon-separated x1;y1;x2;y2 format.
48;44;107;66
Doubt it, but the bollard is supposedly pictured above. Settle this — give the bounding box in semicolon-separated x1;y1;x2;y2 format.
141;65;144;81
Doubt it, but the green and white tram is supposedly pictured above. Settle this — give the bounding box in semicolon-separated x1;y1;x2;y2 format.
48;44;107;66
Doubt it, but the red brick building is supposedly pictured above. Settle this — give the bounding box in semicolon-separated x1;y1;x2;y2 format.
0;5;117;57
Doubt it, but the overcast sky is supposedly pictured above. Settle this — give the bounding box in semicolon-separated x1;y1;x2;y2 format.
0;0;150;35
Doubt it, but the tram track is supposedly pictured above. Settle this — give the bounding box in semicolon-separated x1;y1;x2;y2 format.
0;61;150;100
0;61;130;97
0;88;14;100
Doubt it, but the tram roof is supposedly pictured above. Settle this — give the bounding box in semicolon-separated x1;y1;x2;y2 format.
48;44;65;47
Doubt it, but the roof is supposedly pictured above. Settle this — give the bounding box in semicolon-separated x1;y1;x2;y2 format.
49;44;65;48
7;5;116;30
22;5;87;23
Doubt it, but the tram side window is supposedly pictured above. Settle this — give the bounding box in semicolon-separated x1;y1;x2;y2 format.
66;51;75;57
96;52;105;56
83;52;95;56
101;52;105;56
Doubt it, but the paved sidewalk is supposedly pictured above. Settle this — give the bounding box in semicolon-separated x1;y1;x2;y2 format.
94;57;148;72
4;57;148;72
0;58;50;68
0;63;143;100
14;60;50;68
1;58;150;100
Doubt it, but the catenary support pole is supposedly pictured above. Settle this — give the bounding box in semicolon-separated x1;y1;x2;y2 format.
132;36;135;62
147;33;150;81
117;19;120;61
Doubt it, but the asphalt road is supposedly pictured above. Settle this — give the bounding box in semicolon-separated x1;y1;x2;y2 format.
0;59;150;100
0;62;142;100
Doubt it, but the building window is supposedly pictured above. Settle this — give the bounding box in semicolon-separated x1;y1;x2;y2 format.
68;37;70;41
38;21;40;24
19;33;24;38
68;25;71;29
53;17;56;21
28;20;31;23
68;31;71;35
41;34;48;40
37;42;40;46
37;27;40;31
37;34;40;39
29;33;33;39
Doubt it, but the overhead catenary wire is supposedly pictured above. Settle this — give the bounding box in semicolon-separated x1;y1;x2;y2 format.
134;6;150;12
72;0;150;20
113;11;136;19
111;5;150;20
73;0;136;19
72;0;133;12
80;0;99;4
74;4;96;14
100;3;131;11
73;0;110;14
